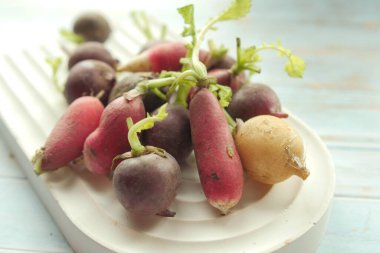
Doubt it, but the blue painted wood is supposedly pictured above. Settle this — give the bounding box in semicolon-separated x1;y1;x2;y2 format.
0;132;24;179
0;178;72;253
317;197;380;253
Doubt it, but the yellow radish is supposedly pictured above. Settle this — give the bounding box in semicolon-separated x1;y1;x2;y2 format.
234;115;309;184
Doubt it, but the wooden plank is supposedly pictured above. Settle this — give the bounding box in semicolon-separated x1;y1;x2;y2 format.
316;197;380;253
0;178;72;253
0;132;24;179
329;146;380;199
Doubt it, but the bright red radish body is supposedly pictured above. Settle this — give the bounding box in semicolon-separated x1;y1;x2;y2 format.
189;88;243;214
33;96;104;174
83;96;145;175
118;41;209;73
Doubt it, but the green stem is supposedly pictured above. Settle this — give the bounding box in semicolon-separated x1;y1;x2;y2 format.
232;37;242;75
224;109;237;129
131;11;153;41
191;16;219;80
166;69;197;100
151;88;166;101
125;77;175;101
254;45;296;70
160;25;168;40
175;84;191;108
127;104;168;156
137;77;176;93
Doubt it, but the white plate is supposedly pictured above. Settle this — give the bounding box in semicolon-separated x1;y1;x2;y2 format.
0;18;335;253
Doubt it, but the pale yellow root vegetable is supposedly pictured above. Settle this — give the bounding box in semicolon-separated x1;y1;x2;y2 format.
234;115;310;184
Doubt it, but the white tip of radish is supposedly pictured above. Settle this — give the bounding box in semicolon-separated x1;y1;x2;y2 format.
210;199;239;215
294;165;310;180
117;53;151;72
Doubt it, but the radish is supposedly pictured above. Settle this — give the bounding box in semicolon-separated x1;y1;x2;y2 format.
117;41;209;73
234;115;309;184
112;104;181;217
227;83;288;121
189;88;243;214
143;104;192;164
108;72;166;113
68;42;118;69
73;12;111;43
208;68;246;93
32;96;104;175
64;59;116;105
83;95;145;175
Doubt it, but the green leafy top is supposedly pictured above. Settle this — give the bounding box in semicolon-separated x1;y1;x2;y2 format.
177;5;196;40
45;57;64;92
130;11;167;41
59;29;85;44
231;38;306;78
218;0;251;21
209;84;233;108
177;0;251;81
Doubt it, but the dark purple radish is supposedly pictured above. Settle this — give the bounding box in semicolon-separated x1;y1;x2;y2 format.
190;88;244;214
143;104;192;164
32;96;104;174
113;151;181;217
108;72;165;113
83;96;145;175
68;42;118;69
112;104;181;217
209;55;235;70
64;59;116;105
208;69;246;93
227;83;288;121
73;12;111;43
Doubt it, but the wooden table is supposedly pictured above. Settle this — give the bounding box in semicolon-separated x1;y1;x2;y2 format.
0;0;379;252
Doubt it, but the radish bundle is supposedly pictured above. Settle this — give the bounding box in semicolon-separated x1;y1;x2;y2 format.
35;0;308;217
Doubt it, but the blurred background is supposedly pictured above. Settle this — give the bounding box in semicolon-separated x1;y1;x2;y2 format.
0;0;379;252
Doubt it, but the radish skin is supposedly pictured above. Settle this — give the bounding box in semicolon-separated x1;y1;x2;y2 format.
208;69;246;93
118;41;209;73
189;88;243;214
83;96;145;175
33;96;104;174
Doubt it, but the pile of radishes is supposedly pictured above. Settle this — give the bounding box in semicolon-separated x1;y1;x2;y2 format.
33;0;309;217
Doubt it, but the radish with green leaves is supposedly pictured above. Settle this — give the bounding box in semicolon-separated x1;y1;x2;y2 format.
32;96;104;175
117;41;209;73
83;95;145;175
143;104;192;164
112;104;181;217
190;88;243;214
175;0;252;214
108;72;166;113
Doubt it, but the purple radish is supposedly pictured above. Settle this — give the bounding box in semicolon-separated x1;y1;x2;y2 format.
227;83;288;121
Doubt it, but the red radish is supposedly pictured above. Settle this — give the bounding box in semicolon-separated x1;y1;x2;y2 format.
83;96;145;175
32;96;104;174
189;88;243;214
117;41;209;73
208;69;246;93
